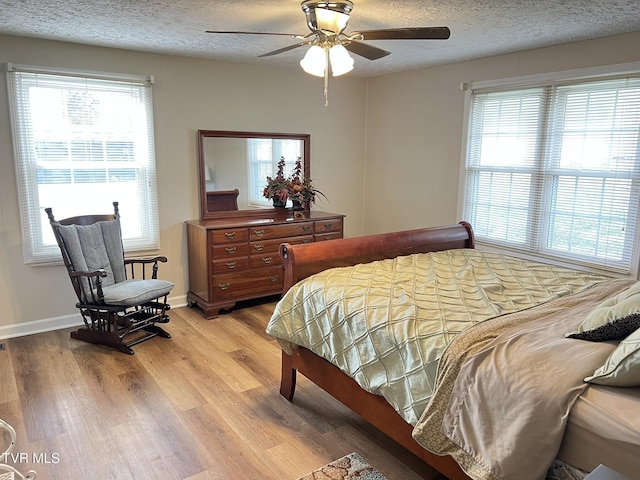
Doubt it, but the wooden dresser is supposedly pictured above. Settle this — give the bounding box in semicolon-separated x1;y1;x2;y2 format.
186;210;344;318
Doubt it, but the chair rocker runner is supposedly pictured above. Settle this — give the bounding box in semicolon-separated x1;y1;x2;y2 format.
46;202;173;355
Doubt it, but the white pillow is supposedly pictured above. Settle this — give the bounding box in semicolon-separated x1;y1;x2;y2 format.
566;281;640;341
585;327;640;387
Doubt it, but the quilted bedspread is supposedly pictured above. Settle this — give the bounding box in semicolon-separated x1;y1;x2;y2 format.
265;249;606;425
413;278;633;480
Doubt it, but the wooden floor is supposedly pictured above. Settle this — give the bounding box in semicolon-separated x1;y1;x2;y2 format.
0;299;444;480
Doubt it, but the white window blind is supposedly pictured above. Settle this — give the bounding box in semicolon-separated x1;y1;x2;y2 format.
462;75;640;275
6;64;159;264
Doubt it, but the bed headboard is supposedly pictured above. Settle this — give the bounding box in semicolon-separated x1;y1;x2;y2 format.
279;221;474;293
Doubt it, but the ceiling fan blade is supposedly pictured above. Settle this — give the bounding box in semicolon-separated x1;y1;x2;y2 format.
352;27;451;41
206;30;307;39
343;40;390;60
258;40;313;58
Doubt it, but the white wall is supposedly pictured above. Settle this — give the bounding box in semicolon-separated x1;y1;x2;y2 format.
0;34;367;336
363;31;640;234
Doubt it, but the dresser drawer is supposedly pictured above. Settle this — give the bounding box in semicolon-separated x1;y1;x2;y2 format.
211;243;249;259
314;232;342;242
209;228;249;244
249;253;282;269
212;257;249;274
250;222;313;240
250;238;282;255
250;235;313;255
315;219;342;234
212;268;282;301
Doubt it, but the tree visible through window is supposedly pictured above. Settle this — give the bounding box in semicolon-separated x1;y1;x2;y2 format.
462;74;640;275
7;65;159;264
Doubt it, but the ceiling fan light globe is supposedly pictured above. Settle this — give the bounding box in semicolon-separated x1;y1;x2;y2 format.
315;9;350;34
301;0;353;35
329;44;354;76
300;45;327;77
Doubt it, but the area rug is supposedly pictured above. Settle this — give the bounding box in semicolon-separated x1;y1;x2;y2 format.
297;454;587;480
546;460;588;480
297;452;387;480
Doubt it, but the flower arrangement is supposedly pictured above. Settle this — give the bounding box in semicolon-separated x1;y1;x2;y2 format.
287;157;326;209
262;156;290;206
263;156;326;209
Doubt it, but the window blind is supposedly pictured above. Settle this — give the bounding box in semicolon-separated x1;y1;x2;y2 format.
6;64;159;264
463;75;640;275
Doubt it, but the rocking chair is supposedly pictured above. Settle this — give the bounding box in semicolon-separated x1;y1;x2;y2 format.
46;202;173;355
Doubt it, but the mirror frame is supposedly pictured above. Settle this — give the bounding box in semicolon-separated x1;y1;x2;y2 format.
198;130;311;219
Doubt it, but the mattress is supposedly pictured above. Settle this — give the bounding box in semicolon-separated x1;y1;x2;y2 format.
558;384;640;479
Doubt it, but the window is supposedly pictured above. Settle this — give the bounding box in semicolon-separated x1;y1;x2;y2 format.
462;68;640;276
6;64;159;264
247;138;304;207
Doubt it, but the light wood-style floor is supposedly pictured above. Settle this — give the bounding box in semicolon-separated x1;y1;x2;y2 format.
0;299;444;480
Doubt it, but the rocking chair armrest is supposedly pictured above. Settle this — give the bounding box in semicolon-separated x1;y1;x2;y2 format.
69;269;108;279
69;269;106;303
124;256;168;280
124;256;168;265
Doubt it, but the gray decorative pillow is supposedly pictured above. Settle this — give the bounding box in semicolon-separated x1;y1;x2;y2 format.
585;327;640;387
567;282;640;341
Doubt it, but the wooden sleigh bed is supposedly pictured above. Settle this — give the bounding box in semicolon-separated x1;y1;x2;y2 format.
277;222;476;480
266;222;640;480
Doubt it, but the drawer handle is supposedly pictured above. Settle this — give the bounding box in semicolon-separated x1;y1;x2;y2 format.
218;283;230;290
324;223;333;229
254;244;264;251
324;236;333;241
225;247;237;254
226;262;236;269
224;232;236;239
262;257;272;264
254;229;264;237
303;239;312;244
302;225;311;231
269;275;279;283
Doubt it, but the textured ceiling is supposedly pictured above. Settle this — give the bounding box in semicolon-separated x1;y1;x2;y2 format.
2;0;640;77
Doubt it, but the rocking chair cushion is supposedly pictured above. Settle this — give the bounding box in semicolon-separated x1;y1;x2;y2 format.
57;219;126;286
101;278;174;306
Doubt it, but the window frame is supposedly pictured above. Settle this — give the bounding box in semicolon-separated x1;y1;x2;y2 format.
6;63;159;265
458;62;640;278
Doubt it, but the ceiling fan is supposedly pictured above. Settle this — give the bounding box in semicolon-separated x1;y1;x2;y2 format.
206;0;450;105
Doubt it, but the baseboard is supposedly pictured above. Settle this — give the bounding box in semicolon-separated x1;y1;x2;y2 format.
0;294;188;340
0;312;83;340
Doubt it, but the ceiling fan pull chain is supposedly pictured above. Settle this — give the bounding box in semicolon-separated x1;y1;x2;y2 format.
324;47;330;106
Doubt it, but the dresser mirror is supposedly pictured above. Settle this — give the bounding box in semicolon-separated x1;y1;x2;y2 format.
198;130;311;219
